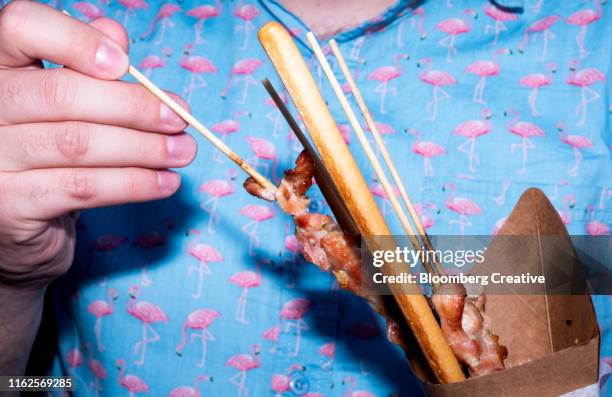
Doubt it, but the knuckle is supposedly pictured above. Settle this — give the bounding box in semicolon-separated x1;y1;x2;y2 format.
0;1;32;38
55;122;90;162
121;86;157;120
61;170;96;202
0;73;28;114
40;71;75;113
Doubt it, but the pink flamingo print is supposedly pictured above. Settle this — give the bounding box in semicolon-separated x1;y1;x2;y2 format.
492;216;508;235
519;63;556;116
92;234;127;253
240;204;275;255
466;48;509;105
126;285;167;366
211;110;250;162
566;59;605;126
483;3;519;46
586;206;610;235
398;6;426;46
226;345;261;397
66;348;84;368
116;359;149;397
221;59;264;104
233;2;260;50
338;124;351;144
87;287;118;352
444;183;482;235
342;376;373;397
168;375;213;397
453;108;493;172
493;179;511;206
138;47;172;79
436;9;477;62
319;342;336;370
187;231;224;299
229;263;261;324
557;123;593;176
280;298;310;356
180;55;217;102
566;0;603;58
85;344;107;397
132;231;165;286
187;0;221;45
417;58;456;121
365;121;396;136
118;0;147;28
246;136;279;181
518;15;560;61
176;308;220;368
416;202;438;229
140;3;181;44
367;54;408;114
505;109;545;174
199;169;238;233
370;181;400;216
74;2;104;20
271;365;305;396
558;195;575;225
263;325;281;353
407;128;446;176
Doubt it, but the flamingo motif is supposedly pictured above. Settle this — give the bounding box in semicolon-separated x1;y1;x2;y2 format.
118;0;148;28
211;111;250;162
408;128;446;176
416;202;438;229
138;47;172;79
116;358;149;397
271;365;305;396
85;343;107;397
87;287;118;352
226;345;261;397
493;179;511;206
280;298;310;356
566;0;603;58
586;206;610;235
453;108;492;172
229;263;261;324
436;9;477;62
506;109;545;174
186;0;221;45
233;2;260;50
558;195;576;225
74;2;104;20
519;63;556;116
444;183;482;236
370;181;400;216
246;136;278;181
318;342;336;370
263;325;281;353
126;285;167;365
240;204;275;255
168;375;213;397
398;6;426;46
466;48;510;105
557;123;593;176
418;58;456;120
518;15;560;61
187;230;224;299
265;94;287;138
367;54;408;114
176;308;220;368
199;169;238;233
483;3;519;46
140;3;181;44
180;55;217;102
566;59;606;126
132;231;165;286
221;59;263;104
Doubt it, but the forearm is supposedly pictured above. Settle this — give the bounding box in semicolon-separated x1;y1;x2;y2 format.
0;285;45;376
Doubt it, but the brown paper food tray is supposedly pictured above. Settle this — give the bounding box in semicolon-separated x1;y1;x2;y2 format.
420;188;600;397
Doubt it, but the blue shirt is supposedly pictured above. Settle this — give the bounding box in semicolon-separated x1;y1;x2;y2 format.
36;0;611;395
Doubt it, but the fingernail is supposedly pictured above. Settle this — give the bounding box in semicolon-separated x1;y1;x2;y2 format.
95;39;128;77
158;171;180;194
166;134;196;162
160;103;186;128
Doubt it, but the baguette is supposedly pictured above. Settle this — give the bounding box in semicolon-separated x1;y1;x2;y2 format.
258;21;465;384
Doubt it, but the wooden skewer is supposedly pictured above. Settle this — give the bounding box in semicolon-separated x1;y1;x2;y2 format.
129;67;277;192
328;39;445;277
306;32;436;277
61;11;275;193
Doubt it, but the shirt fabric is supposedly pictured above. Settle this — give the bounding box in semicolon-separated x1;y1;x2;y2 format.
29;0;612;395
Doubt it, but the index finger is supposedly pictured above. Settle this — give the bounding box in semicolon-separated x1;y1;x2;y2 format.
0;1;128;79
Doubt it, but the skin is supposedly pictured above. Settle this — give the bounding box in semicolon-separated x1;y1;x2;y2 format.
0;0;392;385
